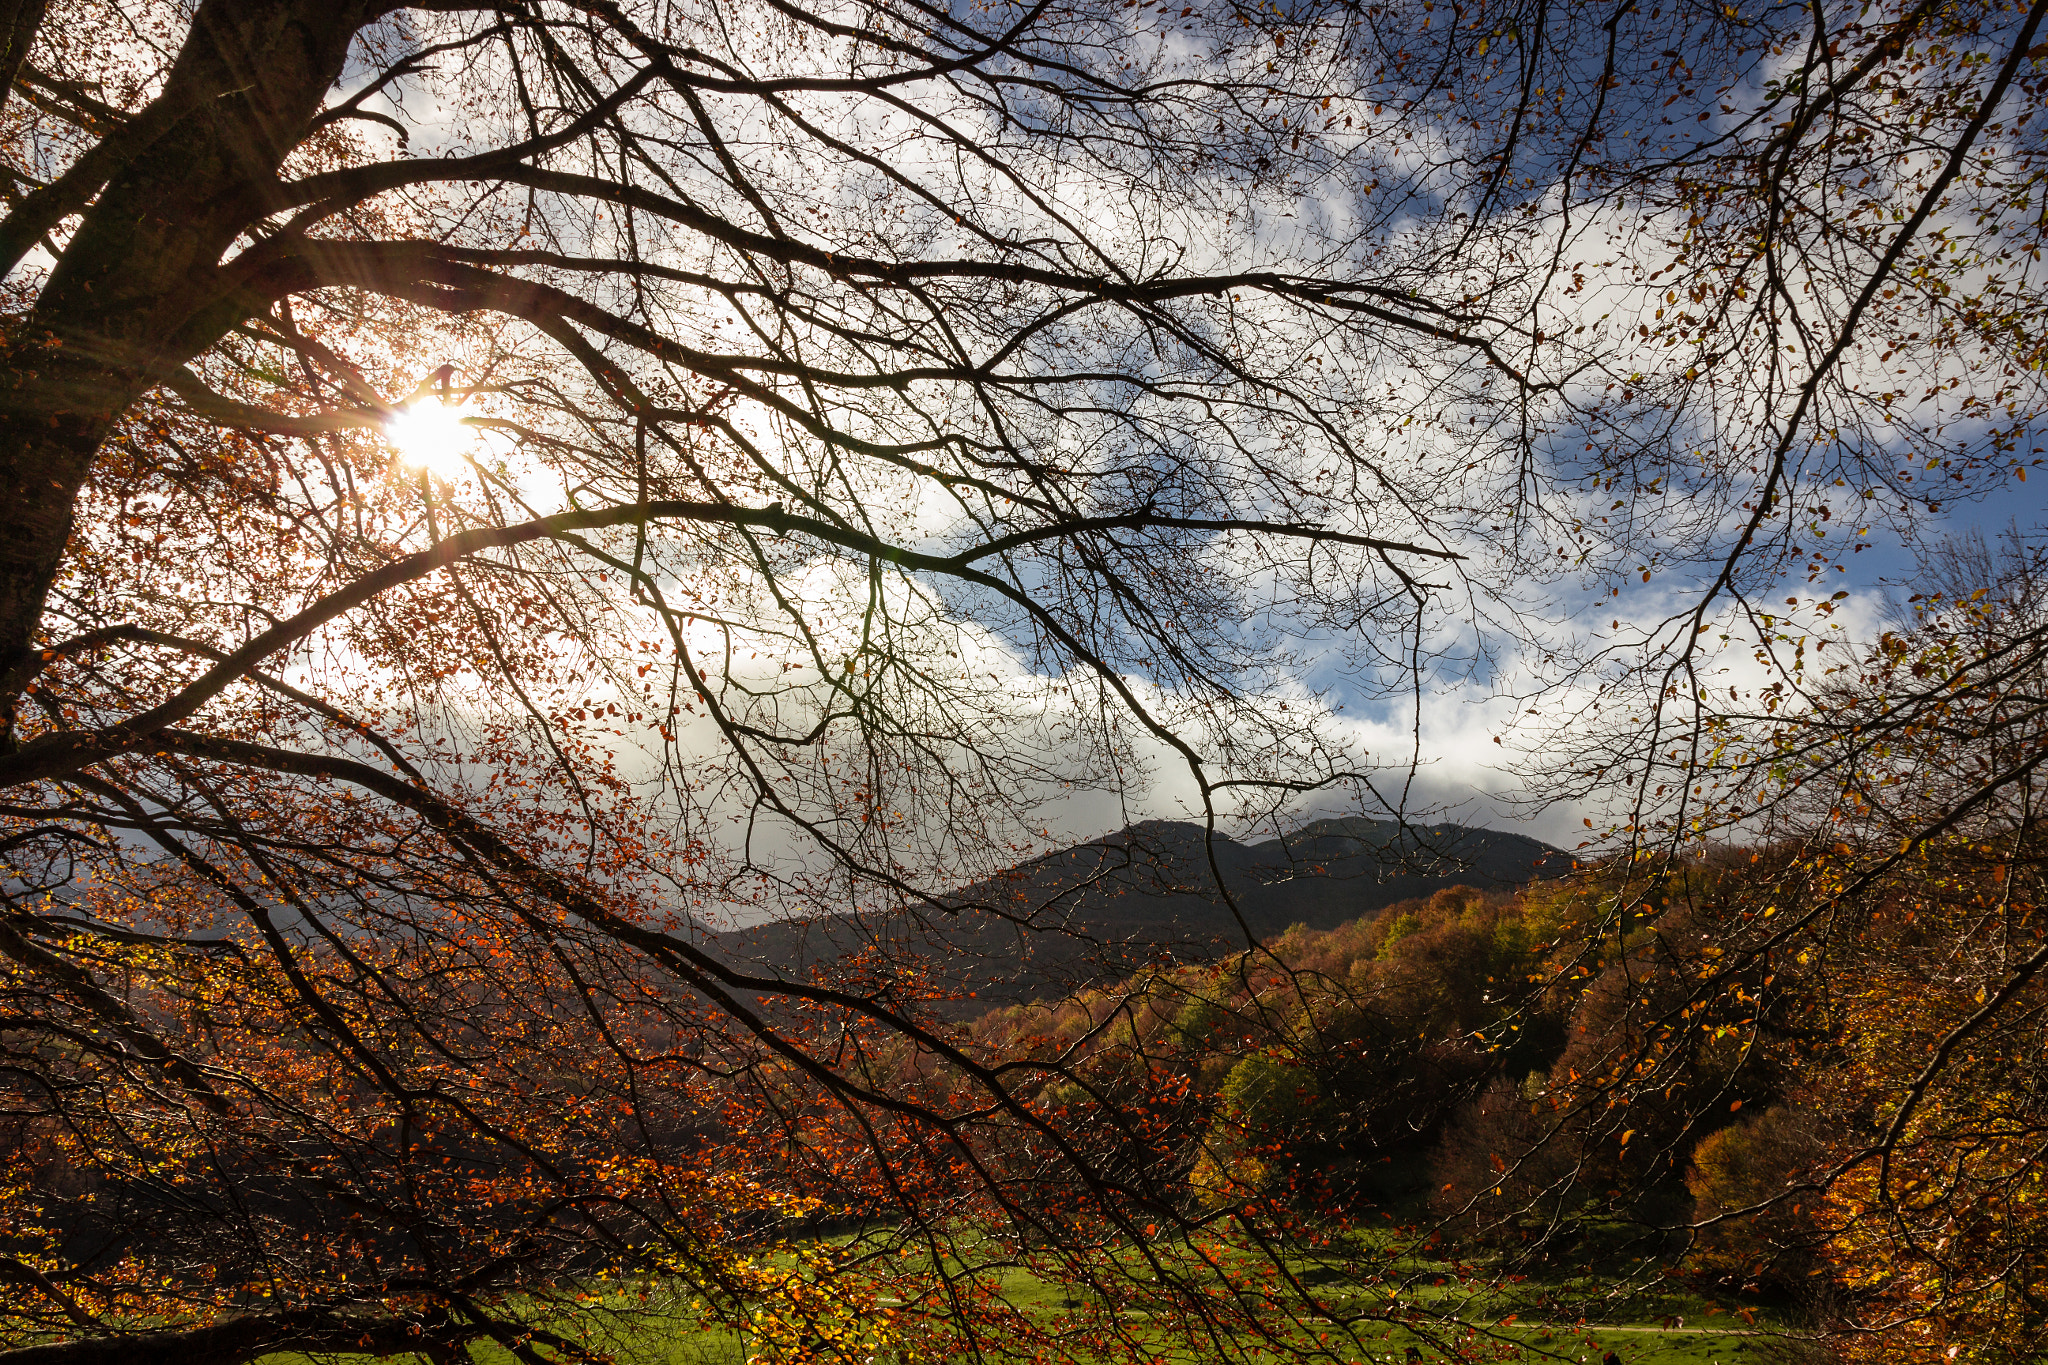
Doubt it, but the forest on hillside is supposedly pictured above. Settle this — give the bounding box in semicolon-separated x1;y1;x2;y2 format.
956;825;2048;1362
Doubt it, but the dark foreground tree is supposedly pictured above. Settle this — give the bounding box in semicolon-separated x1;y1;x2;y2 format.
1;0;2046;1359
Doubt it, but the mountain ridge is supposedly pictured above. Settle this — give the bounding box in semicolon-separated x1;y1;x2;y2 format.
706;817;1568;1012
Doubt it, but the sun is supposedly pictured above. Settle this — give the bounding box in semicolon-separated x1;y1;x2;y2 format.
387;401;472;478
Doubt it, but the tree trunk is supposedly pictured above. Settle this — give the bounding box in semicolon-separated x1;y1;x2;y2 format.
0;0;48;119
0;0;379;699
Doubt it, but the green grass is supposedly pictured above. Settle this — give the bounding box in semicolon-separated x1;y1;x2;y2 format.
956;1261;1787;1365
256;1319;748;1365
249;1240;1798;1365
256;1317;1781;1365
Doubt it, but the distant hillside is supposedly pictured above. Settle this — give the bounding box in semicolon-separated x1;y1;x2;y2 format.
707;818;1568;1012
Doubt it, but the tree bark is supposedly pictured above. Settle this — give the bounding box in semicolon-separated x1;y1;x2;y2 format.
0;0;47;120
0;0;380;707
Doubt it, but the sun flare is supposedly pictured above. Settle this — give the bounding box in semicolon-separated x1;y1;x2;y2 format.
387;402;472;478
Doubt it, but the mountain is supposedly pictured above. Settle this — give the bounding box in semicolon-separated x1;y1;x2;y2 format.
705;817;1567;1012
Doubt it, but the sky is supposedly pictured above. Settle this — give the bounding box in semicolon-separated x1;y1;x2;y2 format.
78;0;2042;875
